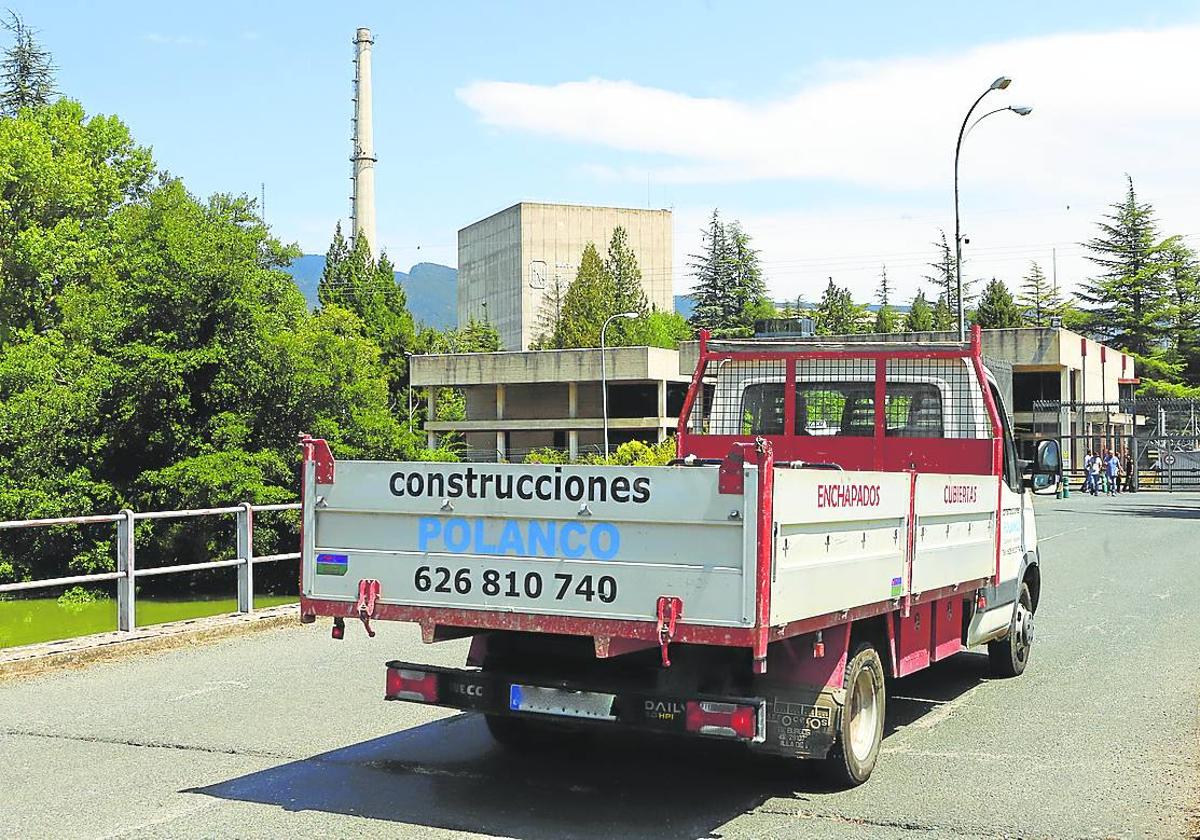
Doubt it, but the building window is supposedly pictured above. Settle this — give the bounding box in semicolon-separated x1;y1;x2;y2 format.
1013;371;1062;412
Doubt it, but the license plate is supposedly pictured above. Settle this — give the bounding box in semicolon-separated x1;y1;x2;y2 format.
508;684;617;721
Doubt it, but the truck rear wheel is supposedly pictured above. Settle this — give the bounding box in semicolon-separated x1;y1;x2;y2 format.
823;641;886;786
988;582;1034;678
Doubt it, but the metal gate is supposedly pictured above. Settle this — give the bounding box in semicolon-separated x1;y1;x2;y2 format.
1031;398;1200;492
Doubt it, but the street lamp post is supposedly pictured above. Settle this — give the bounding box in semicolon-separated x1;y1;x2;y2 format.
954;76;1032;340
601;311;640;458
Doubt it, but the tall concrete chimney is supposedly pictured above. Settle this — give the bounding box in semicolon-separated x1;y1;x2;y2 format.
350;27;377;258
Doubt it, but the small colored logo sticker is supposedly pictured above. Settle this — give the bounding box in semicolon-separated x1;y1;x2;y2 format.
316;553;349;576
890;576;903;597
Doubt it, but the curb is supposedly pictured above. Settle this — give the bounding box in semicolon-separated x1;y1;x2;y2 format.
0;604;305;681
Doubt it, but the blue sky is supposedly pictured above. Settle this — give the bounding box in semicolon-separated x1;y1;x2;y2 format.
15;1;1200;302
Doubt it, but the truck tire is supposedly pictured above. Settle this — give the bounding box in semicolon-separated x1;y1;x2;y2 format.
988;581;1034;678
823;641;886;786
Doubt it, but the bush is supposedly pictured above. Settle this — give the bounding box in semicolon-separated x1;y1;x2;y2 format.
523;447;571;465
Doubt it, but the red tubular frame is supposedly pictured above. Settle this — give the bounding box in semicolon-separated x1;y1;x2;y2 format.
299;326;1006;668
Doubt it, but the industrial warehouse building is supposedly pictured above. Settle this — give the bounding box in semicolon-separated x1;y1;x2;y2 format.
457;202;674;351
413;327;1135;465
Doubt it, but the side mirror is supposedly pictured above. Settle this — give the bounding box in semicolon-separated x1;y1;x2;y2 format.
1034;439;1061;474
1025;439;1062;494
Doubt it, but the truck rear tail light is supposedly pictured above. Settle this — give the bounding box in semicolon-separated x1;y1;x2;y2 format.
685;700;757;739
386;667;438;702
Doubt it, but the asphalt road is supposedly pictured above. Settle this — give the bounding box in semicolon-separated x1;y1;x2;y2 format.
2;491;1198;839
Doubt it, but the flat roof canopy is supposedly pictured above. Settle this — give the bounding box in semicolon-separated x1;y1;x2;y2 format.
411;345;690;387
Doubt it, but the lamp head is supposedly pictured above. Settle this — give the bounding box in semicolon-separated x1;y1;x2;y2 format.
617;311;639;319
990;76;1012;90
1011;105;1033;116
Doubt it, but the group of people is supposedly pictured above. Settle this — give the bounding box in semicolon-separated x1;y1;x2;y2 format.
1082;448;1134;496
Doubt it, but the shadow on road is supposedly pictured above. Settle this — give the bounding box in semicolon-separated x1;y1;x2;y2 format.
1103;504;1200;520
190;655;990;839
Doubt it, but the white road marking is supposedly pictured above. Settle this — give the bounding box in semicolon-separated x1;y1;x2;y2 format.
169;680;247;702
1038;526;1088;543
907;690;977;730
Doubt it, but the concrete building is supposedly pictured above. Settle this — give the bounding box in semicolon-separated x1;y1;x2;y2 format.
411;346;690;461
414;327;1135;466
457;202;673;351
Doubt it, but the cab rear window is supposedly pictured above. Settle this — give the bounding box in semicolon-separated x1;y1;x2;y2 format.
739;382;943;437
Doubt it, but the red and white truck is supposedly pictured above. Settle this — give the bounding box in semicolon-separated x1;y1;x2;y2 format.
298;326;1060;785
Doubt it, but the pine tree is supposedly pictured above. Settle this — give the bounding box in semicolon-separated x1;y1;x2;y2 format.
974;278;1024;328
1161;236;1200;384
531;271;569;349
1;12;56;115
1017;261;1064;327
1078;176;1170;356
688;210;770;337
317;226;416;407
688;210;732;332
931;294;955;331
814;278;866;335
558;243;615;348
604;226;648;344
905;290;934;332
727;221;768;334
924;230;976;331
873;264;899;332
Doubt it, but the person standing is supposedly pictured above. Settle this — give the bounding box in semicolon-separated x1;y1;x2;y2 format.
1123;449;1135;492
1104;449;1120;497
1084;450;1100;496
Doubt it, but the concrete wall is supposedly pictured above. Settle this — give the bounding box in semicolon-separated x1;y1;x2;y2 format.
458;202;673;351
457;204;522;350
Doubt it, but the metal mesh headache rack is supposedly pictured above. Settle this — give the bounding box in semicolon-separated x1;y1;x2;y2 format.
677;326;1002;474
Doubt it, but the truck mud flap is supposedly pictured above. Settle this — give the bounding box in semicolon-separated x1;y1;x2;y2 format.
385;660;767;743
754;688;842;760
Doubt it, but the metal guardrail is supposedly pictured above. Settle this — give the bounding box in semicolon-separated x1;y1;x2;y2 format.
0;502;301;631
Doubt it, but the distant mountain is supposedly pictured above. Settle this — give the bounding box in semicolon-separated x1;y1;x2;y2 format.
287;257;699;331
283;256;459;330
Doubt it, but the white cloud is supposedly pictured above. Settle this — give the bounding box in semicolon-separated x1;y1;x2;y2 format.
457;26;1200;195
457;25;1200;303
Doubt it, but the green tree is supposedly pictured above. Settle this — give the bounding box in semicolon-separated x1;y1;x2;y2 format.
904;289;933;332
1078;176;1170;357
626;309;693;349
814;278;866;335
317;225;417;409
531;270;569;349
973;278;1024;328
0;99;153;337
603;226;649;344
688;210;731;332
1161;236;1200;384
931;294;955;331
0;103;431;587
688;211;770;337
1;11;56;115
1017;261;1063;327
557;242;614;348
873;264;900;332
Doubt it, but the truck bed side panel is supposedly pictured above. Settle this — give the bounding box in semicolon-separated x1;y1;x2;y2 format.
768;470;910;624
911;473;998;593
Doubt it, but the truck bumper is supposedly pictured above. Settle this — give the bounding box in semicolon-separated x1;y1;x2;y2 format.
384;660;770;745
